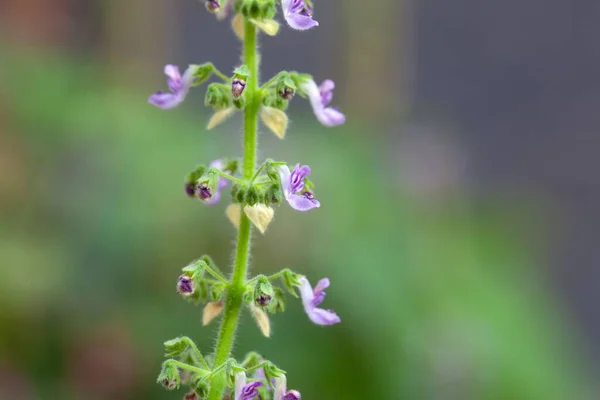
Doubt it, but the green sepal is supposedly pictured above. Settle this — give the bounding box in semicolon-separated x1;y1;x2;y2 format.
283;269;301;297
233;97;246;109
265;183;282;205
182;260;207;280
223;159;239;175
211;282;227;301
157;360;181;391
240;351;263;368
268;287;286;313
233;64;251;80
245;185;259;206
254;275;274;307
205;83;232;109
240;0;276;19
190;63;215;86
163;336;196;358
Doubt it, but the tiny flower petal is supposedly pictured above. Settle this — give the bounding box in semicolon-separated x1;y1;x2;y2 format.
202;301;224;325
299;277;341;326
319;79;335;106
148;91;183;109
282;0;319;30
284;13;318;30
149;65;195;109
207;107;236;130
276;165;292;195
286;194;320;211
164;64;181;81
226;203;242;229
260;107;288;139
312;277;329;306
302;79;346;127
244;204;275;234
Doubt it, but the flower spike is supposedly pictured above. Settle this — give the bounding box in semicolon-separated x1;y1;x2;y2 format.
281;0;318;30
148;65;196;109
298;277;341;325
302;79;346;127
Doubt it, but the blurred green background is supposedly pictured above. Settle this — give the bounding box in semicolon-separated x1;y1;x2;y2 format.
1;1;599;399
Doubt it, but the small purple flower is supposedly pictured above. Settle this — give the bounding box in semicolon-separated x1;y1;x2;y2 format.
177;275;194;295
302;79;346;127
274;376;301;400
298;277;341;325
275;164;320;211
148;65;195;109
202;159;229;205
235;372;263;400
281;0;318;30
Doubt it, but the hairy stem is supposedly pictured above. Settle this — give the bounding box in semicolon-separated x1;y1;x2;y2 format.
207;19;259;400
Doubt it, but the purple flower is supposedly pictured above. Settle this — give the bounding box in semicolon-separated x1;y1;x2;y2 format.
274;376;301;400
203;159;229;205
148;65;195;109
235;372;262;400
302;79;346;127
276;164;320;211
298;277;341;325
281;0;318;30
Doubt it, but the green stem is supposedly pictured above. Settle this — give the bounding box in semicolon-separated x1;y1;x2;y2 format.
169;359;207;375
214;169;245;185
207;19;259;400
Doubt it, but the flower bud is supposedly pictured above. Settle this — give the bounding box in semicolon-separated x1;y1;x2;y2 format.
205;0;220;13
236;185;247;203
231;78;246;99
231;65;250;100
245;186;259;206
277;75;296;100
196;169;219;202
265;183;283;204
177;275;194;296
157;360;181;391
253;276;274;308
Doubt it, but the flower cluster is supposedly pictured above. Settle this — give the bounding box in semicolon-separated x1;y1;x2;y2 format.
149;0;345;398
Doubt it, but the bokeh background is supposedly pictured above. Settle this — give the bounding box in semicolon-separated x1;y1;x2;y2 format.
1;0;599;399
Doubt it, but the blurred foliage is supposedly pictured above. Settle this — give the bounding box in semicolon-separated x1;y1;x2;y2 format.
0;47;592;399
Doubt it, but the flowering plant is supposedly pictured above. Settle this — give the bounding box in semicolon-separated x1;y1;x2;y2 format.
150;1;344;398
